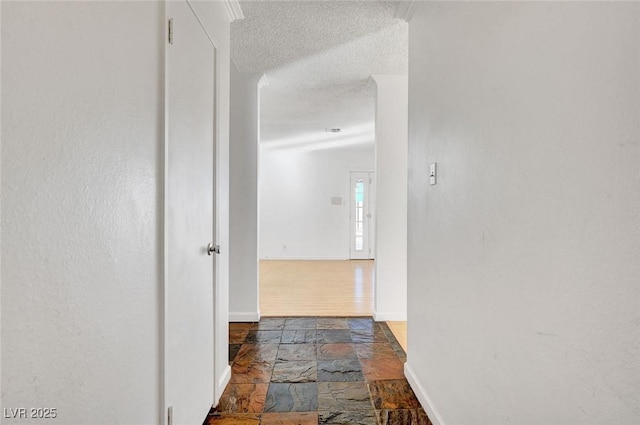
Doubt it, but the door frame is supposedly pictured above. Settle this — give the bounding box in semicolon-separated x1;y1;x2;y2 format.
349;171;376;260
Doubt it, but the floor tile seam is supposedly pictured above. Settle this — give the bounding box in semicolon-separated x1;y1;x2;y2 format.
377;325;407;358
232;343;402;362
364;379;381;422
261;379;389;416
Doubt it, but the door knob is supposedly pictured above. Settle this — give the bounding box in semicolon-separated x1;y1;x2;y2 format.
207;243;221;255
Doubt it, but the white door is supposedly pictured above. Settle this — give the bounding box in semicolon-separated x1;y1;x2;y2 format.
350;172;375;260
165;1;216;424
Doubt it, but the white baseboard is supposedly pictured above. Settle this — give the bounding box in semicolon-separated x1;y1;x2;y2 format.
404;362;445;425
215;364;231;407
259;257;349;261
229;311;260;322
373;310;407;321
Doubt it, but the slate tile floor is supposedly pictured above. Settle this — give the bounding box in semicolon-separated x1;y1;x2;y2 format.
204;317;432;425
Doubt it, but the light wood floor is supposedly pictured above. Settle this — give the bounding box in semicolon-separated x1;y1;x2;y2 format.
259;259;407;350
260;260;374;316
387;321;408;352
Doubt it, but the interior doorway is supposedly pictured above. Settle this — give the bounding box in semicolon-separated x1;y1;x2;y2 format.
350;171;376;260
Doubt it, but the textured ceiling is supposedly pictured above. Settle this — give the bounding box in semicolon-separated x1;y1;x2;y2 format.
231;1;408;149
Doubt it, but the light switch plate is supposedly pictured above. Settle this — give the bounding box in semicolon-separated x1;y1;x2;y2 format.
429;163;437;185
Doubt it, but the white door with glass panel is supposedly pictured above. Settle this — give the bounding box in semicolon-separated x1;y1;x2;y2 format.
350;172;375;259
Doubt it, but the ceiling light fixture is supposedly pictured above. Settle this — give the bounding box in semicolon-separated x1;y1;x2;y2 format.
325;128;341;133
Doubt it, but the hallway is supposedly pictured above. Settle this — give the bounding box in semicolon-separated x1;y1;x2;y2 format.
206;317;428;425
3;2;638;424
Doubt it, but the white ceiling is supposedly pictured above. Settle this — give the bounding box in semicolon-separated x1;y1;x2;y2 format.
231;1;408;150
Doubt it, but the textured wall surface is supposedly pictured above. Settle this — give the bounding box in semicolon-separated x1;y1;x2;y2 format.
406;2;640;425
1;0;236;420
1;2;163;424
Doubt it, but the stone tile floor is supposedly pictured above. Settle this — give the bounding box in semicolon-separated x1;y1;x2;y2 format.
204;317;432;425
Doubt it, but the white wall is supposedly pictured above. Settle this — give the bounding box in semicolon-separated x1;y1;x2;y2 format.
406;3;640;425
229;64;261;321
371;75;408;321
259;146;374;259
1;1;236;422
189;0;235;403
1;2;163;424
